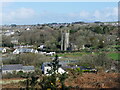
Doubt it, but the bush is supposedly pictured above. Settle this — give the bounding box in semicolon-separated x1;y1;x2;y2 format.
77;53;113;71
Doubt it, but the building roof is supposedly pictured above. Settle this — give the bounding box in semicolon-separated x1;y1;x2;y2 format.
43;60;79;67
19;48;32;53
2;64;23;70
22;66;34;70
42;62;51;66
0;48;5;51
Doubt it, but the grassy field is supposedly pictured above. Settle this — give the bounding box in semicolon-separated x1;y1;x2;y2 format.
56;52;91;57
55;51;119;61
107;53;119;61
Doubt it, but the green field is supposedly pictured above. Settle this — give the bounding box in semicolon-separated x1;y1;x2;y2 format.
53;51;119;61
107;53;119;61
56;52;91;57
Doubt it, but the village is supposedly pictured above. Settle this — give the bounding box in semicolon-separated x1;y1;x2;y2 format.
0;20;120;88
0;0;120;89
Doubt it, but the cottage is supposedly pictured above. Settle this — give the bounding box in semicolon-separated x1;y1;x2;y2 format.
38;45;46;50
11;39;18;44
2;64;23;74
4;30;15;36
22;66;34;73
25;27;30;31
1;64;35;74
39;51;46;55
46;52;56;56
0;48;7;53
41;62;66;75
13;48;38;54
13;45;33;49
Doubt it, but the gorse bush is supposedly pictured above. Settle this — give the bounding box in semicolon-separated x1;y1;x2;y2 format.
77;53;113;70
39;55;68;89
22;55;68;89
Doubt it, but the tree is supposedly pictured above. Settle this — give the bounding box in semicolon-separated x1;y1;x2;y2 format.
39;55;68;89
2;35;13;47
21;55;68;89
11;24;17;27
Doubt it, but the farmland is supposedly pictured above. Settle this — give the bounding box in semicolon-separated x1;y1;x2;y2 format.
1;72;120;88
107;53;119;61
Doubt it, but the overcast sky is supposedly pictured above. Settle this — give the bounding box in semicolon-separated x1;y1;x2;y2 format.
1;2;118;25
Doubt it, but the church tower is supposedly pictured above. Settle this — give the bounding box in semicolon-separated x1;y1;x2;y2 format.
61;29;69;51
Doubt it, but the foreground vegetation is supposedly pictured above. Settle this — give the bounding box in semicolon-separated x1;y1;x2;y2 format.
2;55;120;89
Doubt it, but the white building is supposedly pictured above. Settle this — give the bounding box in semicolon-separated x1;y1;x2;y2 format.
46;52;56;56
0;48;7;53
43;66;66;75
22;66;35;73
2;64;23;74
13;48;38;54
1;64;35;74
41;62;66;75
38;45;46;50
4;30;15;36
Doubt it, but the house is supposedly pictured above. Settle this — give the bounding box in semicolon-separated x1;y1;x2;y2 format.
11;39;18;44
39;51;46;55
22;66;34;73
0;48;7;53
39;51;56;56
38;45;46;50
13;48;38;54
46;52;56;56
26;28;30;30
43;66;66;75
41;62;66;75
4;30;15;36
13;45;33;49
2;64;23;74
1;64;35;74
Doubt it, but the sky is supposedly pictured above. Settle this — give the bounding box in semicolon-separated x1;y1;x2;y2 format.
1;2;118;25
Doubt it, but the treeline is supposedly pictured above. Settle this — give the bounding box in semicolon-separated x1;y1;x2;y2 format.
2;24;118;50
3;53;52;67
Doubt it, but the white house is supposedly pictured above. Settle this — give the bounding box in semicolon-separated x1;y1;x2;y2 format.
0;48;7;53
11;39;18;44
39;51;56;56
22;66;35;73
25;27;30;31
13;45;33;49
1;64;35;74
41;62;66;75
13;48;38;54
46;52;56;56
38;45;46;50
43;66;66;76
39;51;46;55
4;30;15;36
2;64;23;74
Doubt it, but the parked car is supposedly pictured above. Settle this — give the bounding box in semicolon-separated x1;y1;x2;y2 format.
64;66;98;73
79;66;98;73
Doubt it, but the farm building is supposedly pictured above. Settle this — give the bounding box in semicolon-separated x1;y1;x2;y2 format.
13;48;38;54
1;64;35;74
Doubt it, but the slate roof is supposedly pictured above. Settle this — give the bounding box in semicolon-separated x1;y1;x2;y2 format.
22;66;34;70
42;60;79;67
2;64;23;70
0;48;4;51
15;48;37;53
42;62;51;66
18;48;33;53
